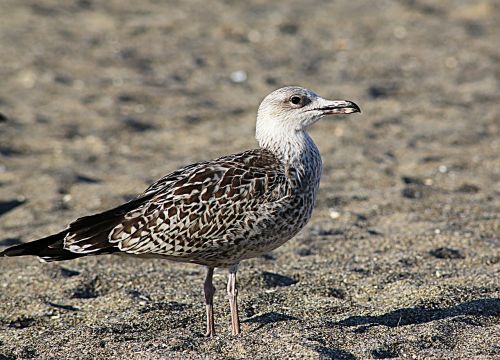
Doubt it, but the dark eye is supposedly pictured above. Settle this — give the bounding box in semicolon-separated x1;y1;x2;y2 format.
290;95;302;105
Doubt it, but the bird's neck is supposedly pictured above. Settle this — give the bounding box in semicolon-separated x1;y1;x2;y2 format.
259;131;323;184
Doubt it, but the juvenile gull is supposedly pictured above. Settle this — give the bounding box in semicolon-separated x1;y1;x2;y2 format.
1;86;360;336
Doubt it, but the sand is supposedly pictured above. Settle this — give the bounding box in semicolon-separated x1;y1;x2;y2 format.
0;0;498;358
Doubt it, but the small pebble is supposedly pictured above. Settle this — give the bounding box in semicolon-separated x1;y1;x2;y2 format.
230;70;247;83
329;209;341;219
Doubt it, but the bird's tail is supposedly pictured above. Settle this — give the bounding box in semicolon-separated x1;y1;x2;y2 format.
1;193;154;262
0;231;83;262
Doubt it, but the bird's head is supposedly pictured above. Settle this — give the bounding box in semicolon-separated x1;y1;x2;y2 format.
256;86;360;148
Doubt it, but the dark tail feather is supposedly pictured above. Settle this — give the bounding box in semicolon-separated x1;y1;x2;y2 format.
0;230;117;262
1;194;154;262
0;231;83;261
1;231;64;257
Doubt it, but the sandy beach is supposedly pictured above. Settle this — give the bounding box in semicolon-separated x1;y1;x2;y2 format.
0;0;498;358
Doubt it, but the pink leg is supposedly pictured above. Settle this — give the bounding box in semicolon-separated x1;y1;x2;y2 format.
204;267;216;337
227;264;241;335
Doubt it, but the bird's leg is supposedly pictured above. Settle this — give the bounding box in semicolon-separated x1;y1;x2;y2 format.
227;264;241;335
203;267;216;337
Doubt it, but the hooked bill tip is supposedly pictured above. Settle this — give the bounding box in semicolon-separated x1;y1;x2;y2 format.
344;101;361;113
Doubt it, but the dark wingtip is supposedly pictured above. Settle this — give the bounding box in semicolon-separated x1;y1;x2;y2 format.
1;243;32;257
0;231;67;258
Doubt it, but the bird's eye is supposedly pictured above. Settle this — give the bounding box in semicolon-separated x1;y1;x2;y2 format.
290;96;302;105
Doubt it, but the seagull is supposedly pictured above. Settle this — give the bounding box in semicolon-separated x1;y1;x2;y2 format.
0;86;360;336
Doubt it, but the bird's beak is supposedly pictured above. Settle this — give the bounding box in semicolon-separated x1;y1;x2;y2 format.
314;99;361;115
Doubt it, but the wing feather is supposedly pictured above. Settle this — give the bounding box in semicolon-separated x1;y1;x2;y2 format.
2;149;290;262
109;149;289;258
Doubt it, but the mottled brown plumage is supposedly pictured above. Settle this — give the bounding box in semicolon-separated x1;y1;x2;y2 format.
1;86;360;336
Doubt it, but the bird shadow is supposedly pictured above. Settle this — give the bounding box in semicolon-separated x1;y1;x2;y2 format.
0;237;22;247
0;199;26;218
243;311;300;332
332;298;499;331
